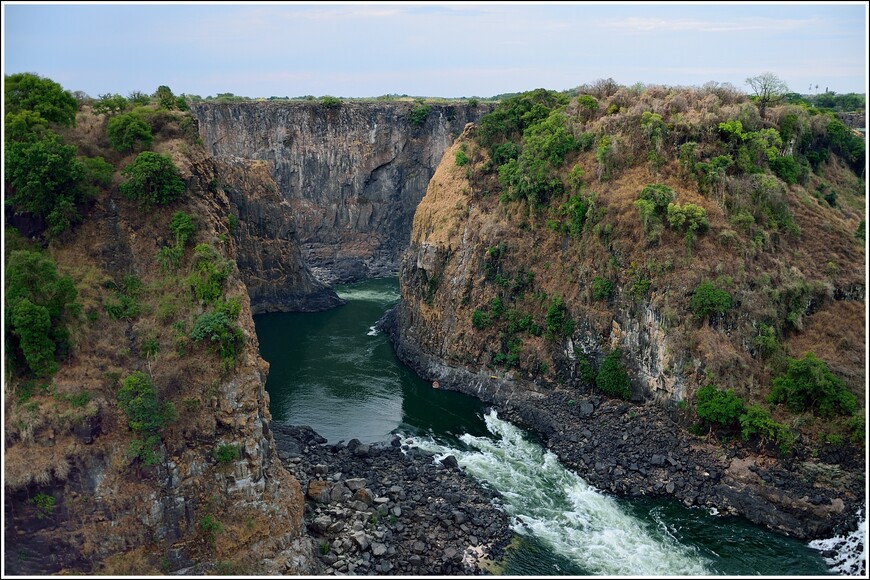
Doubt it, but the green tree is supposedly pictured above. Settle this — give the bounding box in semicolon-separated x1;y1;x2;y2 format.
769;353;856;417
5;250;77;377
4;110;50;142
154;85;176;110
120;152;184;207
107;112;153;153
5;73;77;126
696;385;745;428
118;371;177;434
745;72;789;118
690;280;731;321
596;349;631;400
92;93;128;116
4;133;86;235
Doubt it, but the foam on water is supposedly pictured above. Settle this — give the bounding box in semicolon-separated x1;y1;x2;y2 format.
335;287;400;303
809;509;867;576
404;410;712;576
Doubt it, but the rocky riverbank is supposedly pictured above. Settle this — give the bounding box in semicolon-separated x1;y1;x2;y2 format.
271;424;515;575
381;308;866;550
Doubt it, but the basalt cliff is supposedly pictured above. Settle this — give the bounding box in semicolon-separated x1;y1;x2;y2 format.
388;86;866;541
192;101;489;285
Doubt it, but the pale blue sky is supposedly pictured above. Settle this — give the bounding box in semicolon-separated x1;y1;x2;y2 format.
3;2;868;99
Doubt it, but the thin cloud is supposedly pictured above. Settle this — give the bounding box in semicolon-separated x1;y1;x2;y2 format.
601;16;822;34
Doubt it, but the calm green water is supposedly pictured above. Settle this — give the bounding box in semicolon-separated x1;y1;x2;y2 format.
255;277;836;576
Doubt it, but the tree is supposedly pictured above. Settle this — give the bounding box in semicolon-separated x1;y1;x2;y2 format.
745;73;789;118
5;73;77;126
769;353;856;417
5;132;86;235
5;250;77;377
107;112;152;153
92;93;128;116
690;280;731;321
596;349;631;400
120;151;184;207
154;85;176;110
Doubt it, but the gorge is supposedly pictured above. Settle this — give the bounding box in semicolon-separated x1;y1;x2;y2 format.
4;86;866;576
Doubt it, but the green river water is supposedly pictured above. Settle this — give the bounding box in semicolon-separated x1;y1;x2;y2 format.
254;277;840;576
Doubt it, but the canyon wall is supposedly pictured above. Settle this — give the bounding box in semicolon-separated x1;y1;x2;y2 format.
192;101;489;285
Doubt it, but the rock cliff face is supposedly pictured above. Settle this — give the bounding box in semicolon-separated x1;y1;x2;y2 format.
191;101;489;284
3;114;315;574
215;157;342;313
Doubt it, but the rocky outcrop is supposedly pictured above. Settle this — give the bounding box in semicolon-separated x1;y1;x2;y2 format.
273;424;513;575
191;101;490;284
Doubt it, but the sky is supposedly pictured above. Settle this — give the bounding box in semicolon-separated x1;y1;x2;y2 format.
2;1;868;99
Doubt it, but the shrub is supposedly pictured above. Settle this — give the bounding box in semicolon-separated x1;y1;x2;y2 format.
214;444;240;464
190;310;245;368
170;211;196;247
10;299;58;378
455;149;470;167
769;155;801;185
753;324;779;358
187;244;231;305
690;281;731;320
120;152;184;207
545;296;573;338
5;250;77;377
107;112;152;153
409;103;431;127
5;133;87;235
695;385;745;428
118;371;177;435
28;493;56;519
596;349;631;400
320;95;342;108
591;277;613;301
471;309;490;330
667;202;709;253
739;404;795;455
769;353;856;417
199;515;224;546
578;358;597;385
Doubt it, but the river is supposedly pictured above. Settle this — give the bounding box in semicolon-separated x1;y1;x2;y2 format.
254;277;856;576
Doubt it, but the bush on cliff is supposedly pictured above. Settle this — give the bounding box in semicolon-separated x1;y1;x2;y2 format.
5;250;77;378
769;352;856;418
120;151;184;207
596;349;631;400
695;385;745;428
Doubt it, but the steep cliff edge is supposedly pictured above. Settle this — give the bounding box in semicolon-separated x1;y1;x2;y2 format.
191;101;489;284
390;88;865;540
4;107;314;574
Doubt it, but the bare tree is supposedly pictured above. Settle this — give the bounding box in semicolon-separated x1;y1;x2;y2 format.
745;72;789;118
